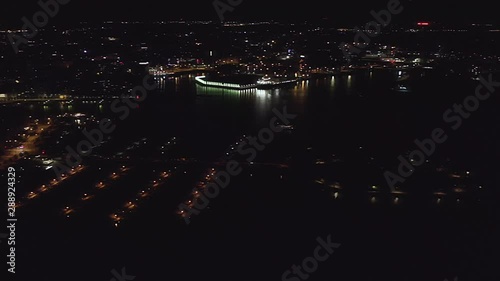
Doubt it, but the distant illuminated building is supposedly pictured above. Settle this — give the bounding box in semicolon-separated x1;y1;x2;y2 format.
417;22;431;27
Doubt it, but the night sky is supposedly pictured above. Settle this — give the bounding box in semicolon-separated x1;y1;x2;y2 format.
1;0;498;27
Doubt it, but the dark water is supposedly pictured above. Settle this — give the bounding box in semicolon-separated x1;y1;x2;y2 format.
3;69;499;281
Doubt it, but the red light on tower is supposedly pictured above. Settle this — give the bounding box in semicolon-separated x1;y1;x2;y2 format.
417;22;430;26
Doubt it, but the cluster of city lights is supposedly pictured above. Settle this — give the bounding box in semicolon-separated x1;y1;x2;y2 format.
61;165;132;218
111;169;174;227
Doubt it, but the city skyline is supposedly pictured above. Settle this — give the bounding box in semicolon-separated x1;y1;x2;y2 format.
1;1;499;280
1;0;500;28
